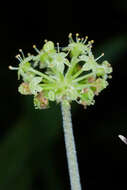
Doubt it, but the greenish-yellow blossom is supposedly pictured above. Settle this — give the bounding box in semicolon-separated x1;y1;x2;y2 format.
29;77;43;95
9;33;112;109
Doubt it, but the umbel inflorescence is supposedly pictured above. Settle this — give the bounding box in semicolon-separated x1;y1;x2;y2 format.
9;33;112;109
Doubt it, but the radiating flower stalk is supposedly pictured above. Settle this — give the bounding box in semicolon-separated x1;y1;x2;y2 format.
9;33;112;190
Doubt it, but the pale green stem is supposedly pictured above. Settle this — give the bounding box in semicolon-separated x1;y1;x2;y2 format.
73;72;94;83
39;84;56;90
29;68;55;82
61;101;82;190
73;83;94;89
65;57;78;79
71;69;84;80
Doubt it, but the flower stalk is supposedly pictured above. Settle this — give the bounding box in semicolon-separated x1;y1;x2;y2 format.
61;101;81;190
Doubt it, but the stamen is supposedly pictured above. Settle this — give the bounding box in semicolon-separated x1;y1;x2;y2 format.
57;42;60;53
33;45;40;53
68;33;73;43
8;65;18;70
15;54;23;62
91;40;94;44
76;33;79;42
95;53;104;61
83;36;88;44
87;42;93;48
81;38;84;43
27;53;31;56
19;49;25;58
78;38;81;42
44;39;48;43
108;75;112;79
68;33;72;38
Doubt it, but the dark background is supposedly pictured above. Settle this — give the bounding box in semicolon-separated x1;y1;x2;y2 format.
0;0;127;189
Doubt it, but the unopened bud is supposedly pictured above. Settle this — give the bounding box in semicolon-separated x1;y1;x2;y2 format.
18;82;31;95
34;92;49;109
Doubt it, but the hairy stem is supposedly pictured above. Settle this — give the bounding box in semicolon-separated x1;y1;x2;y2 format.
61;101;82;190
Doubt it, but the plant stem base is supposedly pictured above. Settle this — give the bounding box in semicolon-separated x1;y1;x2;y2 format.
61;101;82;190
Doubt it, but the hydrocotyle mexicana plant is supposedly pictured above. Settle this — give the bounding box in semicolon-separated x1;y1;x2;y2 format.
9;33;112;190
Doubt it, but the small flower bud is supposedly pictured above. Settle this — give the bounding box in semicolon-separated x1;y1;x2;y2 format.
94;78;108;95
102;61;113;74
80;88;94;106
34;92;49;109
70;43;85;57
88;76;95;83
18;82;31;95
40;52;50;67
43;41;55;52
96;68;105;77
29;77;42;95
48;91;55;101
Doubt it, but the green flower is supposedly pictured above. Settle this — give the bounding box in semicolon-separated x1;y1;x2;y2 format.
9;51;33;80
29;77;43;95
9;33;112;109
94;78;108;95
80;88;95;107
47;52;69;73
63;33;92;57
33;41;56;68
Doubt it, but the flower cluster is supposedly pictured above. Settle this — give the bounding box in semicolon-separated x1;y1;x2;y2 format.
9;33;112;109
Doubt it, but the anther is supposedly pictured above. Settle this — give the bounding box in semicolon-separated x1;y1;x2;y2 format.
68;33;72;38
44;39;48;43
68;33;73;43
87;42;93;48
83;36;88;44
27;53;31;56
19;49;25;58
108;75;112;79
15;54;23;62
33;45;36;49
33;45;40;53
91;40;94;44
76;33;80;42
8;65;18;70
